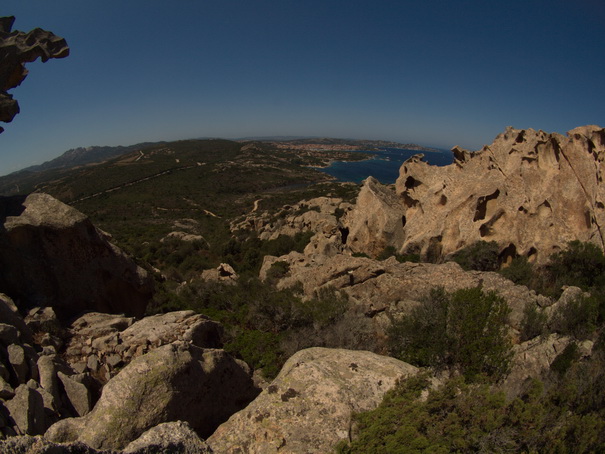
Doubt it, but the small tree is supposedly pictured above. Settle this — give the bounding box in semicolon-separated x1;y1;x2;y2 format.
389;286;512;382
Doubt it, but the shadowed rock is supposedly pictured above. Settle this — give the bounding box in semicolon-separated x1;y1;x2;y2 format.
0;193;153;319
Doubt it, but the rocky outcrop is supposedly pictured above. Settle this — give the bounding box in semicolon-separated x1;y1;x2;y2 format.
0;294;86;438
343;177;407;258
0;16;69;133
344;126;605;264
502;334;594;399
261;254;550;337
0;193;153;319
0;289;232;443
207;347;418;454
45;343;259;450
200;263;239;284
231;196;352;260
62;310;223;384
231;196;352;242
0;422;211;453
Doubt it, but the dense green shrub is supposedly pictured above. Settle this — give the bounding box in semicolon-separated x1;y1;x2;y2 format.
519;302;547;341
337;375;605;453
265;260;290;284
388;287;511;382
547;240;605;292
224;329;283;378
451;240;500;271
550;295;600;340
499;255;534;287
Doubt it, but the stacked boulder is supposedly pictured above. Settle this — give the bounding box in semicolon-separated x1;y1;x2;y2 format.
0;293;92;437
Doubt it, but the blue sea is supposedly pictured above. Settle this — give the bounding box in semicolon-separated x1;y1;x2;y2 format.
319;148;453;184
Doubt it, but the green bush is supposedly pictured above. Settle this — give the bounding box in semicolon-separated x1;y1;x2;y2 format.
499;255;534;287
547;240;605;292
451;240;500;271
388;286;511;382
265;260;290;284
519;302;547;341
550;295;599;340
337;375;605;453
224;329;283;379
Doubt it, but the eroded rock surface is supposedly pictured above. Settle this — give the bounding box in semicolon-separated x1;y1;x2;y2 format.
345;126;605;264
0;193;153;319
207;347;418;454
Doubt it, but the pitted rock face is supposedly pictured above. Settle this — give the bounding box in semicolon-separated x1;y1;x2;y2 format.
0;16;69;132
344;125;605;264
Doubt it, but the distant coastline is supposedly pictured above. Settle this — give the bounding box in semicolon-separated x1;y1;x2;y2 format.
317;148;453;184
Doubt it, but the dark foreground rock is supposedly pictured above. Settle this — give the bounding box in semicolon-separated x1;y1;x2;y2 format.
0;193;153;319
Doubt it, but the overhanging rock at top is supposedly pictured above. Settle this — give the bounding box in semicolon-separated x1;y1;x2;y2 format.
0;16;69;132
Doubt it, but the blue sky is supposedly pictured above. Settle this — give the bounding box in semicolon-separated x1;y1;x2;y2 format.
1;0;604;175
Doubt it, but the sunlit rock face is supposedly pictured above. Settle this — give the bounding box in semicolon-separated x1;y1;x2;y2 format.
345;125;605;265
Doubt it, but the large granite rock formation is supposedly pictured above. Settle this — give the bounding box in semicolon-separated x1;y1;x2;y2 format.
0;193;153;319
0;16;69;133
207;347;418;453
345;125;605;264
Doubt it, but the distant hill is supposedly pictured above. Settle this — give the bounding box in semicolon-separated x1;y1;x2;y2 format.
24;143;163;173
0;137;439;196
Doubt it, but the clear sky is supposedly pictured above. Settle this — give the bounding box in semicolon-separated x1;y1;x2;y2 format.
1;0;604;176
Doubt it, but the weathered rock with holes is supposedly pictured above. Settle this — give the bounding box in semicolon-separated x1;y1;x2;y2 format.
344;126;605;264
207;347;418;454
45;343;259;450
0;193;154;319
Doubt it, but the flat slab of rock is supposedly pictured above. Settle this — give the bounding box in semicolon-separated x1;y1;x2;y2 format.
207;347;418;454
